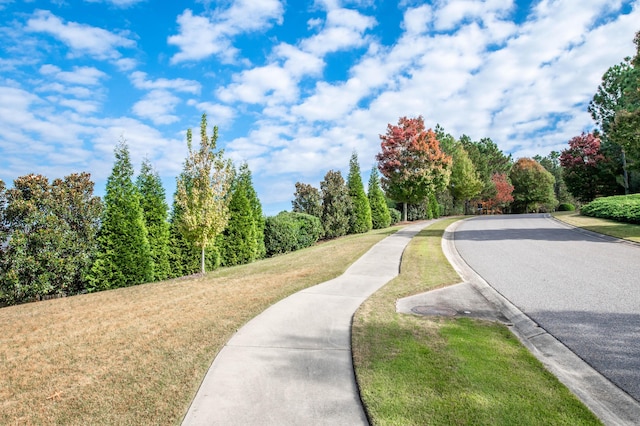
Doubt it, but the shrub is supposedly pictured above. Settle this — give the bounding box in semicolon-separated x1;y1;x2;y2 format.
581;194;640;224
264;212;324;256
557;203;575;211
389;208;401;225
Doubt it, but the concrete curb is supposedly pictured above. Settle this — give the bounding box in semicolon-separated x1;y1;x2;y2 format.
442;218;640;426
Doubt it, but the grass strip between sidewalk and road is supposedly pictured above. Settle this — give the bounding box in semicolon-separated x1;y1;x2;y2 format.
352;217;602;425
0;227;396;425
553;211;640;243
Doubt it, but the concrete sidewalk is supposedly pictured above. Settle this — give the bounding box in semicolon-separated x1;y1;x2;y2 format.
182;221;433;426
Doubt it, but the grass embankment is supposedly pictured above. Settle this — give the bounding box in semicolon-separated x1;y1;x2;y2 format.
553;211;640;243
352;218;601;425
0;227;396;425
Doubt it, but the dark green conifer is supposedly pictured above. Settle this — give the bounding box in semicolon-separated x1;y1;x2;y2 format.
347;151;372;234
368;167;391;229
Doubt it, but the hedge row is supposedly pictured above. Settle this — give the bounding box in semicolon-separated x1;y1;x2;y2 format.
264;211;324;256
581;194;640;224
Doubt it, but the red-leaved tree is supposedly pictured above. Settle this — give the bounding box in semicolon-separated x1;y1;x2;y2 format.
487;172;514;212
559;132;616;202
376;116;451;221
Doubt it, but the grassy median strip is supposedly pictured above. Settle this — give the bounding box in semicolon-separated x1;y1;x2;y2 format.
0;227;396;425
553;211;640;243
352;218;602;425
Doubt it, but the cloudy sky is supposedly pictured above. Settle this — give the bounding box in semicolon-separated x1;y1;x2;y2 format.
1;0;638;214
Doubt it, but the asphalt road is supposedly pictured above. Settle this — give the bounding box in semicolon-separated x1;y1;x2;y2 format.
453;214;640;403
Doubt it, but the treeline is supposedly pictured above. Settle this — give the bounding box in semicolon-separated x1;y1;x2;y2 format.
0;116;260;306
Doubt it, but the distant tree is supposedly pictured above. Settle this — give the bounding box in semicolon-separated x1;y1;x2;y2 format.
219;163;264;266
320;170;351;239
377;116;452;221
560;133;620;202
509;158;557;213
90;141;153;291
486;173;514;211
0;179;8;262
175;114;234;274
346;151;372;234
534;152;573;204
137;159;171;281
461;136;512;200
450;144;483;213
292;182;322;218
368;167;391;229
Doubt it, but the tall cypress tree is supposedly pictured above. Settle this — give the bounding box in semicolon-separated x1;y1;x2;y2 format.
320;170;351;239
368;167;391;229
89;140;153;290
347;151;372;234
137;159;171;281
238;163;265;259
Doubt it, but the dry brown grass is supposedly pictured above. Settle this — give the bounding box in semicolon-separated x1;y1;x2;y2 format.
0;227;396;425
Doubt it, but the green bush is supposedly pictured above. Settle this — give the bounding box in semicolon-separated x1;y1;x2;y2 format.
264;211;324;256
389;208;401;225
557;203;575;211
581;194;640;224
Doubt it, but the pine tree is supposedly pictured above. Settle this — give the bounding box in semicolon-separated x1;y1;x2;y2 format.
89;140;153;290
137;159;171;281
368;167;391;229
175;114;233;274
238;163;265;259
320;170;351;239
347;151;372;234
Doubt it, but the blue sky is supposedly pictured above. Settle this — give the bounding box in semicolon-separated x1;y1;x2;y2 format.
1;0;639;215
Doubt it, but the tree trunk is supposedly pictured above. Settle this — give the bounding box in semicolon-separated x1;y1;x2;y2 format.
402;202;407;222
200;246;206;274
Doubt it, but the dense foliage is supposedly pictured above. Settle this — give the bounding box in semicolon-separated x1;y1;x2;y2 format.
320;170;351;239
292;182;322;218
89;141;153;291
347;152;373;234
509;158;558;213
377;116;452;221
264;211;324;256
368;167;391;229
581;194;640;224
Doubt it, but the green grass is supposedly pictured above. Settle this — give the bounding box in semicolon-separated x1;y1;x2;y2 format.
352;218;602;425
553;211;640;243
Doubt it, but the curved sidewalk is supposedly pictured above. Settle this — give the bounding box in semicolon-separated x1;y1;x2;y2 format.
182;221;433;425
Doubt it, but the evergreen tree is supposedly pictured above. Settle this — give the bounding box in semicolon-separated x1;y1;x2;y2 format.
450;144;483;213
320;170;351;239
368;167;391;229
346;151;372;234
175;114;233;274
89;140;153;290
238;163;265;259
292;182;322;218
219;164;262;266
137;159;171;281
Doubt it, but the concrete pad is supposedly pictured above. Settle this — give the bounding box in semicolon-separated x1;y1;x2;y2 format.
396;281;510;323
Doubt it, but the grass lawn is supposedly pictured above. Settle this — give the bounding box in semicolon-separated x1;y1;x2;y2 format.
553;211;640;242
0;227;396;425
352;218;602;425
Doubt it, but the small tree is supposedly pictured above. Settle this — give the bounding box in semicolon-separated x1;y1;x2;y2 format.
347;151;372;234
320;170;351;239
368;167;391;229
292;182;322;218
137;159;171;281
509;158;557;213
219;163;264;266
377;116;452;221
486;173;514;212
175;114;233;274
90;140;153;290
450;144;483;214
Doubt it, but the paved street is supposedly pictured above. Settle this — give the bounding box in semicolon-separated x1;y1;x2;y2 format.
453;214;640;402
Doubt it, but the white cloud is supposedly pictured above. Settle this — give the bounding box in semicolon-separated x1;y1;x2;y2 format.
301;7;376;56
132;89;181;125
26;10;135;60
39;64;107;86
187;101;235;127
168;0;284;63
129;71;201;94
217;64;297;104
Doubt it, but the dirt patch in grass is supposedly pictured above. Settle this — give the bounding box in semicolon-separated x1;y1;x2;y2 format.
0;227;396;425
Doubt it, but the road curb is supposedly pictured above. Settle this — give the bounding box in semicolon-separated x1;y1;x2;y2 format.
442;218;640;426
